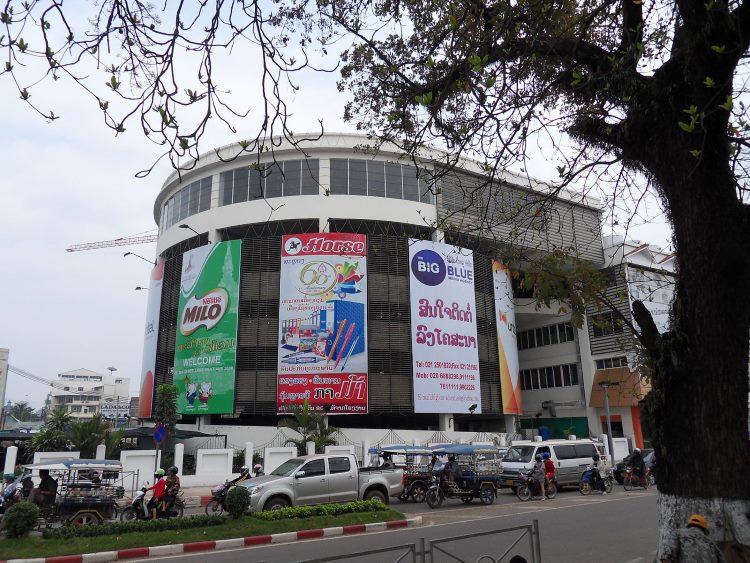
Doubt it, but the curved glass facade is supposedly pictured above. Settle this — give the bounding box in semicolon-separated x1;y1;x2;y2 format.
160;177;212;231
329;159;433;204
219;159;320;205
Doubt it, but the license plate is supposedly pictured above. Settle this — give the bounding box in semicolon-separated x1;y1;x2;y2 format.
504;480;515;486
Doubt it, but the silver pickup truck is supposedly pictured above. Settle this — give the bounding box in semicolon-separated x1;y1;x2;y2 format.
239;453;404;511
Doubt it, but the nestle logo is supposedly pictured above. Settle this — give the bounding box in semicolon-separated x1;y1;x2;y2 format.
180;288;229;336
411;249;446;286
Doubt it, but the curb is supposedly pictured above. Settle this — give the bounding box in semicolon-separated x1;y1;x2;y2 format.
2;516;422;562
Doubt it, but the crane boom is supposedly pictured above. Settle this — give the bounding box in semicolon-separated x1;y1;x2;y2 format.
66;234;158;252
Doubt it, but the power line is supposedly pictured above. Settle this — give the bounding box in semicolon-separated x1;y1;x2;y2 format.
8;365;131;403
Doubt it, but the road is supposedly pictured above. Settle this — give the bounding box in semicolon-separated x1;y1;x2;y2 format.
143;487;658;562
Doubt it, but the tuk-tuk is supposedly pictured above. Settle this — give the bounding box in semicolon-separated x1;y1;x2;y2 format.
368;445;435;502
22;459;126;526
425;444;504;508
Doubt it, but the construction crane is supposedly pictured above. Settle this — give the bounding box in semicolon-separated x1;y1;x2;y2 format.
66;233;158;252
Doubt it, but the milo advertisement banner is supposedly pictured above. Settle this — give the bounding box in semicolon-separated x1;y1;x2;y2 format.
173;241;241;414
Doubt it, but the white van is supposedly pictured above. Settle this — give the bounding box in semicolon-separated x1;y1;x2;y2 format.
499;439;601;488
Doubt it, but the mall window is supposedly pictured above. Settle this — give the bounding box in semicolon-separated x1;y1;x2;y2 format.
520;363;580;390
595;356;629;370
329;158;434;204
161;176;212;231
218;159;319;207
518;322;575;350
591;312;624;337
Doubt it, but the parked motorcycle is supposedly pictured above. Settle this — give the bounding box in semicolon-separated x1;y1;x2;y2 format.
579;465;614;495
120;485;184;521
205;481;233;516
622;467;650;491
515;471;557;501
0;477;21;515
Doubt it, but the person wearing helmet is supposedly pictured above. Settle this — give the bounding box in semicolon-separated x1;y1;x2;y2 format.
20;473;33;499
661;514;725;563
629;447;645;482
147;468;166;520
542;452;556;489
590;453;607;494
162;466;181;514
531;454;546;500
253;463;264;477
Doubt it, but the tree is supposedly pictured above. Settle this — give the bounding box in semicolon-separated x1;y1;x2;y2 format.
154;384;178;436
8;402;36;422
66;415;122;459
30;407;70;453
4;0;750;555
280;400;338;455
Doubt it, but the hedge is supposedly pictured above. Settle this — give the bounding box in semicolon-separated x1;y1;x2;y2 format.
4;503;39;538
41;514;226;539
249;499;386;521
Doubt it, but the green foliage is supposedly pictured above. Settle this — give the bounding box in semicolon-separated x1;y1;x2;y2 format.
250;499;386;521
41;514;226;539
154;384;178;435
224;485;250;518
30;408;71;453
67;415;119;458
280;399;338;454
8;401;38;422
4;502;39;538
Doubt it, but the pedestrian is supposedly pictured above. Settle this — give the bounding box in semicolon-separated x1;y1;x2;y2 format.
660;514;726;563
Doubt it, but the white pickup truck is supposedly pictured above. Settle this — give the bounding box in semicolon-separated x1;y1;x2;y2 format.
238;453;404;511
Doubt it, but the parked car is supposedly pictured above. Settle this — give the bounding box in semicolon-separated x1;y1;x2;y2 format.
239;453;403;511
613;450;655;484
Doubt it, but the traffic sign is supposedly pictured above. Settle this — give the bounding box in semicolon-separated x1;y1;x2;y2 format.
153;423;167;445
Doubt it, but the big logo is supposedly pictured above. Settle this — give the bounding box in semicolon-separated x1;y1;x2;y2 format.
180;288;229;336
411;249;446;286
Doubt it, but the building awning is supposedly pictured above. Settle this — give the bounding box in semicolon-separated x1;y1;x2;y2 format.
589;367;650;408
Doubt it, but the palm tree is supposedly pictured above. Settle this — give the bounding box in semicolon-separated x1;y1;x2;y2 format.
46;408;72;432
67;415;112;458
9;401;36;422
279;400;338;454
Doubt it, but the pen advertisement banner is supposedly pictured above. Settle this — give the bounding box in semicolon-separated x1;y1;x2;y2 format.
277;233;368;414
173;241;241;414
138;262;163;418
493;260;522;415
409;239;482;414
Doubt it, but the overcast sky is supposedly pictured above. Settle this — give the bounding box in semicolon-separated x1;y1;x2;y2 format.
0;12;671;410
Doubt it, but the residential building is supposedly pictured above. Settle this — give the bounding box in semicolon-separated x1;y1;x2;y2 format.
50;369;130;420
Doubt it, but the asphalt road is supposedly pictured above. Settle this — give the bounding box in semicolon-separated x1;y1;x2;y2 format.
142;487;659;562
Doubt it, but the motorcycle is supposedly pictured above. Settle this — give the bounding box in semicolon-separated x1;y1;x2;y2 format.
579;465;614;495
622;466;650;491
515;470;557;501
0;478;21;515
120;485;184;521
205;481;234;516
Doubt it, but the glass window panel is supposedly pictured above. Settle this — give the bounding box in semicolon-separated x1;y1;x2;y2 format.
249;168;263;199
595;360;604;370
535;328;544;347
233;168;249;203
531;369;540;390
520;331;528;350
550;325;559;345
546;367;555;388
265;162;282;198
553;365;562;387
419;177;434;204
542;326;551;346
181;187;191;220
175;190;185;222
220;171;233;207
301;459;325;477
562;365;572;386
603;358;612;369
329;159;349;195
538;368;547;389
282;160;302;197
527;330;535;348
553;445;576;460
368;161;385;197
402;166;419;201
349;159;367;196
300;158;319;195
188;182;200;216
385;163;402;199
570;364;579;385
328;457;351;474
565;323;575;341
199;177;211;211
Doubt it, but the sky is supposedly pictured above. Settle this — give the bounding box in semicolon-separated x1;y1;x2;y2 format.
0;6;671;410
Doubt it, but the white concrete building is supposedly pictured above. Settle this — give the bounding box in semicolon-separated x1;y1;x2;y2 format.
51;369;130;420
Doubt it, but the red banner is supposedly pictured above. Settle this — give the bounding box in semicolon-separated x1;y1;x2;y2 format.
277;373;368;414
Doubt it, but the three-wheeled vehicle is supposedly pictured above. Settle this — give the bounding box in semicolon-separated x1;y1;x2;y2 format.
425;444;504;509
22;459;127;526
368;445;435;502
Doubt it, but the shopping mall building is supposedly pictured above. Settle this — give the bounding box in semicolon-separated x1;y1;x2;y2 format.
139;133;653;451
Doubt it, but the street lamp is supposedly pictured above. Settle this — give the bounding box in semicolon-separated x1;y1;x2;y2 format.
179;223;211;242
124;251;156;266
599;380;620;466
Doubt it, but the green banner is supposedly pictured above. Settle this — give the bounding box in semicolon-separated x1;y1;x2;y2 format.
173;240;241;414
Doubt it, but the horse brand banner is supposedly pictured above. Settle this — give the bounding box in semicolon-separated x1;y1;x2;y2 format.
173;241;241;414
138;262;163;418
409;239;482;413
492;260;522;415
277;233;368;414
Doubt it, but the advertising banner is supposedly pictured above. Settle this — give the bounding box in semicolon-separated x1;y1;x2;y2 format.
277;233;368;414
173;241;241;414
409;240;482;413
138;262;163;418
99;400;131;419
492;260;522;415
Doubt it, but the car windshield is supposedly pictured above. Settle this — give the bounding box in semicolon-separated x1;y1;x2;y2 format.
502;446;535;463
271;458;304;477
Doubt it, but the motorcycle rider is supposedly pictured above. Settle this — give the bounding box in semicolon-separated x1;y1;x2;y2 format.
228;465;252;486
542;452;556;490
162;466;181;514
531;454;546;500
629;447;645;482
591;454;607;494
147;468;166;520
253;463;265;477
443;454;462;485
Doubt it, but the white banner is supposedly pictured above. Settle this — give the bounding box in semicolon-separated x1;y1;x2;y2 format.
409;240;482;414
138;262;163;418
492;260;521;415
